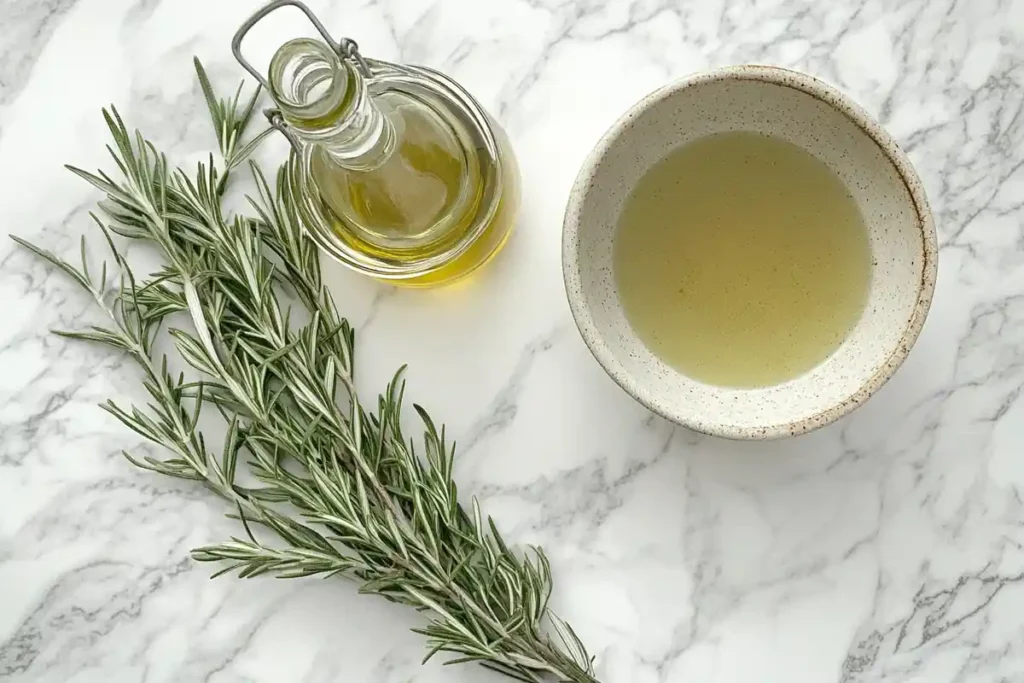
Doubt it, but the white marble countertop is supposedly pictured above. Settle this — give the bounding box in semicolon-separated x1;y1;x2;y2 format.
3;0;1024;681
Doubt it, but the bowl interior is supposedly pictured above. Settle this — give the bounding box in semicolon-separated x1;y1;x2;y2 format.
563;68;935;438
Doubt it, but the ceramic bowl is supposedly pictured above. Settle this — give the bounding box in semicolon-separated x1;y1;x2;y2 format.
562;65;938;439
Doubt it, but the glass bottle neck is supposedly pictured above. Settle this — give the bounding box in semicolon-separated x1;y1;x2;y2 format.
268;38;394;170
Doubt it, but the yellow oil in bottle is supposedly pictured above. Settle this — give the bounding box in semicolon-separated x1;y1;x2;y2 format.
614;131;871;387
268;37;518;288
310;92;518;288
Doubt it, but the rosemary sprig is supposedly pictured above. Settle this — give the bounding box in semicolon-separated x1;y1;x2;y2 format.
13;61;598;683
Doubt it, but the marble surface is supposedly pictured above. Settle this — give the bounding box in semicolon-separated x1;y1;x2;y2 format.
2;0;1024;681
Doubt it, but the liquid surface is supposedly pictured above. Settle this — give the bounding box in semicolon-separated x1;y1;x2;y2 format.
312;90;517;287
312;91;483;249
614;132;871;387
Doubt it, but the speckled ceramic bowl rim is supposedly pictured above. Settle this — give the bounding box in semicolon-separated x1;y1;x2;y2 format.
563;64;938;440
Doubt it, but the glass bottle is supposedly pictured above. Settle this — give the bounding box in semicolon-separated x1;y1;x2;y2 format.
233;1;519;287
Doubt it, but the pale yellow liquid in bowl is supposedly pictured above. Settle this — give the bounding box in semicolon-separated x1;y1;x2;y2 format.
614;131;872;388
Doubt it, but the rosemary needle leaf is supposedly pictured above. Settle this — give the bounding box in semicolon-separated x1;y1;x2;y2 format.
12;58;600;683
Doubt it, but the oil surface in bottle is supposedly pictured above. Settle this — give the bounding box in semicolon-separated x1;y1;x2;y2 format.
614;131;871;388
310;91;517;287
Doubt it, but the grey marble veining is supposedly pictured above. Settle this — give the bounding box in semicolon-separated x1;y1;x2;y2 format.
1;0;1023;681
